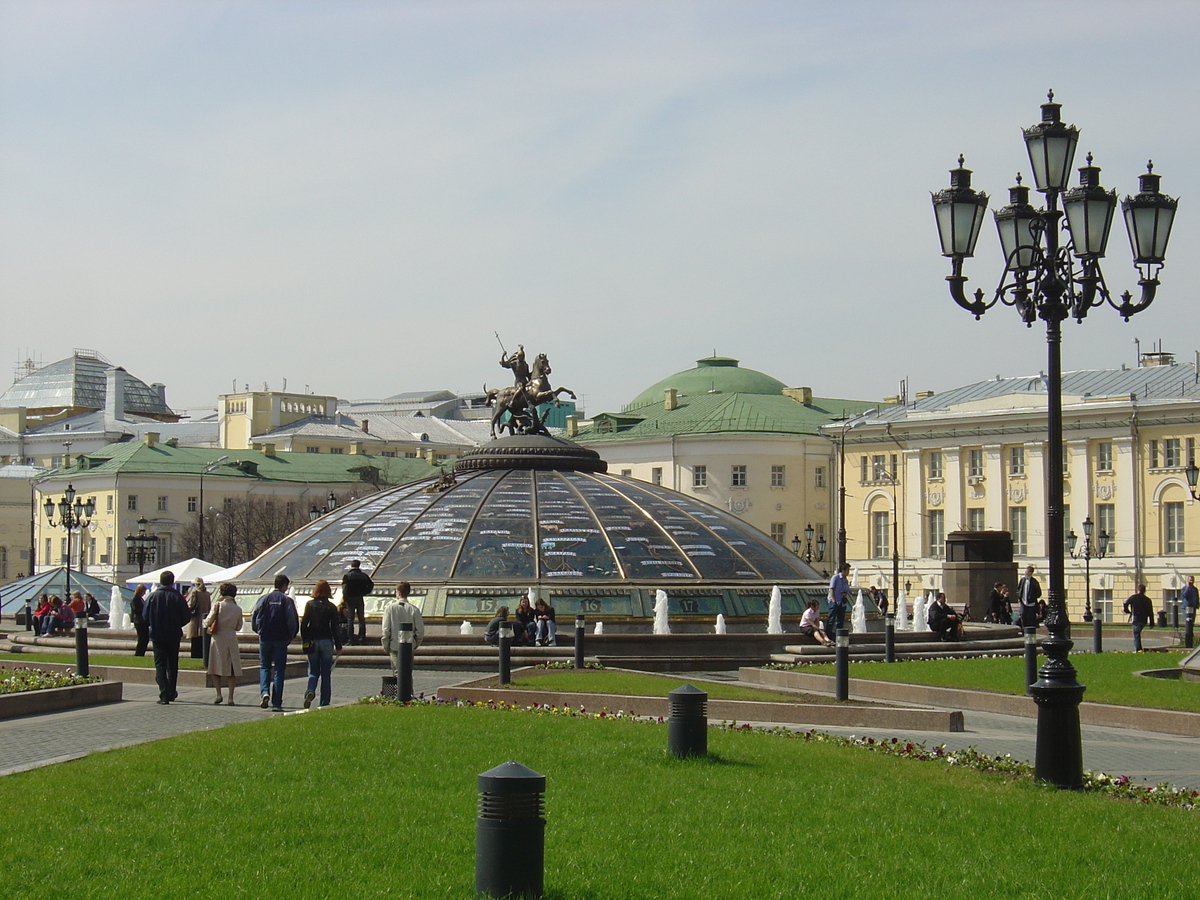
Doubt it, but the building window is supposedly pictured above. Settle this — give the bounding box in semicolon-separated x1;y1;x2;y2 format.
1096;441;1113;472
814;467;826;488
1096;503;1115;552
928;510;945;559
102;536;112;565
815;523;827;551
307;446;321;454
1163;438;1182;468
1060;504;1071;553
382;450;396;457
860;456;868;484
1164;501;1185;554
127;495;138;511
770;465;785;488
769;523;786;545
692;465;707;489
106;495;114;512
967;449;983;478
1062;444;1070;475
330;447;344;455
60;537;68;562
1093;589;1113;623
1009;447;1025;476
51;455;62;468
869;455;885;482
89;539;96;566
652;467;663;486
187;496;197;513
1009;507;1028;556
928;451;943;480
1149;440;1159;469
871;511;890;559
967;508;985;531
731;465;747;488
620;469;632;477
44;538;51;565
158;496;168;512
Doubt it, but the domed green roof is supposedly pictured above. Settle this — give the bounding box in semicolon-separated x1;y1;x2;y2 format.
625;357;788;410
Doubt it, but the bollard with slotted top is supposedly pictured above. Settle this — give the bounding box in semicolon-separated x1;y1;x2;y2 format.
398;621;414;702
573;615;585;669
74;612;89;677
475;761;545;899
667;684;707;758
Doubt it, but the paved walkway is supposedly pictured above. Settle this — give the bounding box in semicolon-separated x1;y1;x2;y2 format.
3;648;1198;793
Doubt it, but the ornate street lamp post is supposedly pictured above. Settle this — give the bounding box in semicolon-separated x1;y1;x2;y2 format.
932;92;1177;787
43;483;96;601
1067;516;1109;653
792;523;826;564
197;455;229;560
125;516;157;576
309;490;339;522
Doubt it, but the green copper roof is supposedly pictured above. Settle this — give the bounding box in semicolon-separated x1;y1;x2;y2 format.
624;357;788;410
41;441;439;486
578;391;882;442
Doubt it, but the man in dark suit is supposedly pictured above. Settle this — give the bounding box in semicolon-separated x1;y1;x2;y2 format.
341;559;375;645
1016;565;1042;628
144;571;192;704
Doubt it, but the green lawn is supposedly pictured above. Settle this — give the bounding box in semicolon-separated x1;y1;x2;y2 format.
0;652;207;670
501;668;831;703
800;651;1200;710
1;703;1196;899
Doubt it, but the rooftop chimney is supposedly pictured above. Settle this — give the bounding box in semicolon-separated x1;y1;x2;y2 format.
105;367;126;420
261;443;277;457
144;431;160;447
783;387;813;406
664;389;678;411
361;419;369;433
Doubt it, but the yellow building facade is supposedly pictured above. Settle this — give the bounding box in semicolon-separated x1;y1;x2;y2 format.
829;360;1200;618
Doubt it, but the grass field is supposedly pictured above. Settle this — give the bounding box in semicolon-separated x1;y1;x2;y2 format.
497;668;834;703
800;651;1200;710
2;702;1197;899
0;652;207;670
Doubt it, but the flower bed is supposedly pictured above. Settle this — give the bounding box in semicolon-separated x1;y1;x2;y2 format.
0;667;100;694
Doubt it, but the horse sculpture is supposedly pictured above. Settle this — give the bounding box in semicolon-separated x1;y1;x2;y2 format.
485;352;577;439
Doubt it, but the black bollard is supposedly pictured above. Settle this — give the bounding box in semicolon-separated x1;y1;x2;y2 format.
1157;609;1167;628
667;684;708;758
475;761;545;899
573;615;585;669
884;613;895;663
398;621;414;702
1186;614;1195;650
23;601;33;632
1172;600;1180;631
74;612;89;677
1092;614;1103;655
202;631;212;669
1024;626;1038;692
834;628;849;702
498;632;511;685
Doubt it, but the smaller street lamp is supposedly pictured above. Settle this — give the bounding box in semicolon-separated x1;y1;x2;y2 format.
1185;461;1199;499
1067;516;1109;644
310;491;341;522
792;523;825;564
44;483;96;598
124;516;157;576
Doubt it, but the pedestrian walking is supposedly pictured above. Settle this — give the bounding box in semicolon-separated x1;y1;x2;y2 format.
1182;575;1198;628
828;563;851;633
251;574;299;711
340;559;374;645
144;571;191;705
1123;584;1154;652
1016;565;1042;628
205;583;244;705
184;577;211;659
130;584;150;656
300;580;344;709
380;581;425;678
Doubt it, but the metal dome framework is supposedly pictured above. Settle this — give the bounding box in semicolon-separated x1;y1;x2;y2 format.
239;456;827;620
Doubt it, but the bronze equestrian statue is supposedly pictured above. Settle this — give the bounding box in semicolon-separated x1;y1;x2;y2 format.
485;348;577;439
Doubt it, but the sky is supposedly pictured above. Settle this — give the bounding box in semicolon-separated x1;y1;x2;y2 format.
3;1;1199;420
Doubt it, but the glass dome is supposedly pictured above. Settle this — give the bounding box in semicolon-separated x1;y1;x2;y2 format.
237;435;827;619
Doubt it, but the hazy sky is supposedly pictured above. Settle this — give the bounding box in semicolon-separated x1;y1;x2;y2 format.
3;1;1199;418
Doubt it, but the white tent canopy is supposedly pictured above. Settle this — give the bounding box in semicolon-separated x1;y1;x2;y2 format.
202;560;252;584
125;557;224;588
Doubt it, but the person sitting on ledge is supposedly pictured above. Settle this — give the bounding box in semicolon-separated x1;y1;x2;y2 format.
798;598;833;646
928;592;963;642
512;596;538;646
484;606;511;646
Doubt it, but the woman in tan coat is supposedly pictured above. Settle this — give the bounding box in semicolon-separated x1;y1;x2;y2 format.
185;578;212;659
204;583;244;705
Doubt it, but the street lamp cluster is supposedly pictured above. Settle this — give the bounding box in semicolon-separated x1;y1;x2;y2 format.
791;524;826;564
43;483;95;597
932;92;1177;789
125;516;157;575
309;492;339;521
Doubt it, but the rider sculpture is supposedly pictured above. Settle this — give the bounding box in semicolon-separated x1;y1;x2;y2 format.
485;343;577;439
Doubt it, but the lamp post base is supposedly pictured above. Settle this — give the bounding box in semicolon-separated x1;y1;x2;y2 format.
1029;634;1085;788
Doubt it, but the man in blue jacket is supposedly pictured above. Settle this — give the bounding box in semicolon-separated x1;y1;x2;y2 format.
144;571;191;704
252;574;299;711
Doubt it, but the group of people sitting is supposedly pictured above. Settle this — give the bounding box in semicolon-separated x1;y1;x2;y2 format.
798;591;966;645
483;597;557;646
30;591;102;635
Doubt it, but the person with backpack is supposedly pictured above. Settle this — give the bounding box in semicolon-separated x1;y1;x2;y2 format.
251;574;299;711
340;559;374;646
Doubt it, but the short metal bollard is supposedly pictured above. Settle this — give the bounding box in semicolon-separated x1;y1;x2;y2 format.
884;613;895;663
498;633;511;685
1172;600;1180;630
1093;615;1103;654
23;601;33;632
834;629;849;701
573;615;585;669
1024;626;1038;692
667;684;708;758
1157;609;1167;628
475;760;545;899
398;621;414;702
380;675;397;700
74;612;89;677
1186;615;1195;649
